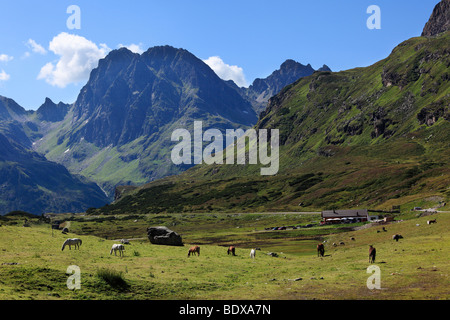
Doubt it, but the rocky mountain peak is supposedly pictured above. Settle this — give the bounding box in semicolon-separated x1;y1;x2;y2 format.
245;59;327;114
422;0;450;37
36;97;70;122
318;64;331;72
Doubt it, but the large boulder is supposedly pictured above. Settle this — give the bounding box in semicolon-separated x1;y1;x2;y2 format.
146;226;183;246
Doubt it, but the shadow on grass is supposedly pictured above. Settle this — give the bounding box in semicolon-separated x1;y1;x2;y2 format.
96;268;130;291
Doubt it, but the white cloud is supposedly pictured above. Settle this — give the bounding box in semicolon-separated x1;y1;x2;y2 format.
118;43;144;54
203;56;248;87
0;69;10;81
38;32;110;88
0;54;13;62
26;39;47;55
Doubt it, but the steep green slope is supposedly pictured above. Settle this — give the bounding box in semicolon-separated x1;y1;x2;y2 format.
94;32;450;215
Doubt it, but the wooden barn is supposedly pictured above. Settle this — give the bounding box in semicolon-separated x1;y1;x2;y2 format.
321;209;370;224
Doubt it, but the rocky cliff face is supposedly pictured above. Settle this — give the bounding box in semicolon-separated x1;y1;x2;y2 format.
422;0;450;37
69;46;256;149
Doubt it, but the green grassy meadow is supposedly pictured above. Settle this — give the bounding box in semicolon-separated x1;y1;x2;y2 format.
0;210;448;300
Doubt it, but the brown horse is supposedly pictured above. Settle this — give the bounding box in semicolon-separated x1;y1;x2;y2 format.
227;246;236;256
188;245;200;257
317;243;325;257
369;245;376;263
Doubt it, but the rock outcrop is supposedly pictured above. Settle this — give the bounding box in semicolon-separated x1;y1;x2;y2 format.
422;0;450;37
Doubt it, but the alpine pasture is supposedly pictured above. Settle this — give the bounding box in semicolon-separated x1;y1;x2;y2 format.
0;211;448;300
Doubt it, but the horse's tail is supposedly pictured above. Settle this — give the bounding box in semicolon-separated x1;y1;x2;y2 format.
61;240;67;251
79;239;82;246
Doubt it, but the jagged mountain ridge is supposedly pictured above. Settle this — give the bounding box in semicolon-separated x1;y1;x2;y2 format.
236;59;331;114
36;98;70;123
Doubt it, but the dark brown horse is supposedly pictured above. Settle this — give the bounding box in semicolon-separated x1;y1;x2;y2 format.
369;245;376;263
317;243;325;257
188;245;200;257
227;246;236;256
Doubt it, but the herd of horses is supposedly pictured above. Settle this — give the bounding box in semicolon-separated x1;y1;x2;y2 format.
60;218;438;264
187;245;260;259
316;219;437;263
61;238;125;256
317;241;376;263
60;239;260;260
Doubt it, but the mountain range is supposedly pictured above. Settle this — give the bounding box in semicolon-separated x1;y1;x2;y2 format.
0;96;109;215
94;0;450;215
1;0;448;216
0;44;326;214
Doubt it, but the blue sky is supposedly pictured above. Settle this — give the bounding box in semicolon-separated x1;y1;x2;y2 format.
0;0;440;110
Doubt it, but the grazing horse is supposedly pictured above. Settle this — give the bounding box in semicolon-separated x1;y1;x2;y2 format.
427;219;437;225
249;248;261;259
227;246;236;256
110;244;125;256
61;238;82;251
369;245;376;263
392;234;403;242
317;243;325;257
188;245;200;257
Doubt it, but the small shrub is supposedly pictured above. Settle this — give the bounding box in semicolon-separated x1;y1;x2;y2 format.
96;268;129;290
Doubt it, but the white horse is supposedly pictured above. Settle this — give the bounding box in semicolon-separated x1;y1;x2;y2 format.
61;238;82;251
110;244;125;256
250;247;261;259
